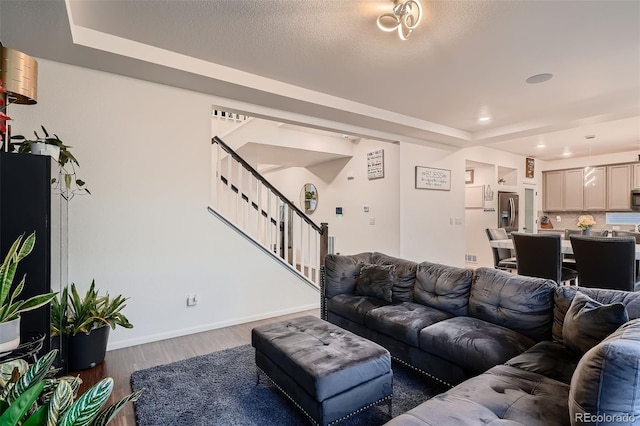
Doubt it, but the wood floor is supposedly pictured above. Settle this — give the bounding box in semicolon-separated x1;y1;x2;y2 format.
73;308;320;426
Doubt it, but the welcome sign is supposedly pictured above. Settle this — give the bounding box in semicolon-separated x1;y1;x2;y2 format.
415;166;451;191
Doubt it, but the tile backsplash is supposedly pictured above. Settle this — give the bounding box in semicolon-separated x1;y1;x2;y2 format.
540;211;640;232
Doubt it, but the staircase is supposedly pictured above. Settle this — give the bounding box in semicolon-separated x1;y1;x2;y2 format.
210;136;328;288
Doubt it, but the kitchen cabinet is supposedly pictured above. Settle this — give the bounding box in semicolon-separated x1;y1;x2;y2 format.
608;164;632;210
634;164;640;189
543;170;563;211
584;166;607;210
564;168;584;211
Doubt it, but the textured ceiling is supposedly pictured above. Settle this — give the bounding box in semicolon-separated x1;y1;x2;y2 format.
1;0;639;160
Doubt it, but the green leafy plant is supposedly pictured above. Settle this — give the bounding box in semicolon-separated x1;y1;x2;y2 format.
0;232;56;323
0;349;142;425
51;281;133;336
9;126;90;199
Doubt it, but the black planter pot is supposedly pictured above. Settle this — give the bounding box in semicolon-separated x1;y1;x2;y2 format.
68;325;110;371
50;333;69;375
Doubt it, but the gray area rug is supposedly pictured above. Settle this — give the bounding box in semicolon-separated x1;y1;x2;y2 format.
131;344;446;425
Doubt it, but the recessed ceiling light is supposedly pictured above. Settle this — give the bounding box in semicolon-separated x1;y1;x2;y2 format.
536;143;546;148
478;116;492;123
562;151;571;157
526;73;554;84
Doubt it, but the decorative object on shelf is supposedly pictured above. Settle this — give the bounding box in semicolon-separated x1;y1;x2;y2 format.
577;215;596;235
0;46;38;147
51;281;133;371
376;0;423;40
300;183;318;215
0;232;56;353
10;126;90;200
415;166;451;191
484;184;494;201
498;177;506;185
0;349;142;425
465;169;474;184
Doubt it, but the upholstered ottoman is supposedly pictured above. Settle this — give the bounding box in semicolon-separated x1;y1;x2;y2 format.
251;315;393;425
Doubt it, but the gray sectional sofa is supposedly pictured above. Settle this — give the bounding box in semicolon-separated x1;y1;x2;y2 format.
321;252;640;425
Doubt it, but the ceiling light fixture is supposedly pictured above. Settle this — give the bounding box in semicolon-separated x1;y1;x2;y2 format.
525;73;554;84
478;116;492;123
377;0;423;41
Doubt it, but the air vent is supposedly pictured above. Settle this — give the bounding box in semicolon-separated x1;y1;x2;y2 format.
465;254;478;263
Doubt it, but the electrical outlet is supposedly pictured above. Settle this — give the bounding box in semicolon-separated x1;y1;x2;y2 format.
369;217;375;225
187;294;198;307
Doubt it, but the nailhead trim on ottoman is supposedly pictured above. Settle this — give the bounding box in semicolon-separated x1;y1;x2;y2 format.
252;315;393;426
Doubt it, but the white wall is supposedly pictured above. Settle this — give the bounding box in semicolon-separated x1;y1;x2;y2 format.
399;142;466;265
10;59;318;350
464;163;495;268
266;139;401;256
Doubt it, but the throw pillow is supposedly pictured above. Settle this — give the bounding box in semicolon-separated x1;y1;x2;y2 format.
569;319;640;425
563;292;628;354
355;264;394;302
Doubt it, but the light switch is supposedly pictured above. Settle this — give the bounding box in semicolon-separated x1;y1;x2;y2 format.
455;217;463;225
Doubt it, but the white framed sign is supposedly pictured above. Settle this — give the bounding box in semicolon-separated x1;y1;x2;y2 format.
415;166;451;191
367;149;384;180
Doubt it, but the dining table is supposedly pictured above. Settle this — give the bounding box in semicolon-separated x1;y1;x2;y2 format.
489;238;640;260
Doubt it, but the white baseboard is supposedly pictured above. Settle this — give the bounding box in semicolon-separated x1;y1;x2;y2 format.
106;302;320;351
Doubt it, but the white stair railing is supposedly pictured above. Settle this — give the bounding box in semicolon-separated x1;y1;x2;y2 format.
210;136;328;286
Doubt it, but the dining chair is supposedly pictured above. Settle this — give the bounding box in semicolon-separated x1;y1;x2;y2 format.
485;228;517;271
612;230;640;243
569;235;640;291
562;229;609;268
511;232;577;285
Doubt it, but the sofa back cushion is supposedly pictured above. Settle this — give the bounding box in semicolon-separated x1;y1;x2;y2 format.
553;286;640;344
371;252;418;303
569;319;640;425
324;253;372;298
413;261;473;316
469;268;557;342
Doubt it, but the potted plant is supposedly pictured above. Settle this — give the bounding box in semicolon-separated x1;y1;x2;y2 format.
9;126;90;199
51;281;133;371
0;349;142;425
0;232;56;353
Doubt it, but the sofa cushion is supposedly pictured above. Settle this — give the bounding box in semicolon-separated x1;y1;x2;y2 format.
323;253;372;298
553;285;640;344
371;252;418;303
325;294;390;325
386;364;570;426
505;340;581;385
413;261;473;316
419;316;536;375
355;264;394;302
569;319;640;425
364;302;452;347
470;268;557;342
563;292;628;354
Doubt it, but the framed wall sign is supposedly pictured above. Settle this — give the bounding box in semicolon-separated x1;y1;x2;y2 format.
367;149;384;180
415;166;451;191
526;157;535;178
465;169;474;184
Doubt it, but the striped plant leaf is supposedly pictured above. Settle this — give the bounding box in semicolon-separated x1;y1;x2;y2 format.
59;378;112;426
7;350;57;404
91;388;143;426
46;379;74;426
15;232;35;261
0;381;45;426
0;360;28;388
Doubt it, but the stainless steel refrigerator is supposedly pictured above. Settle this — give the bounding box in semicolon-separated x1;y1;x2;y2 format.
498;192;519;233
